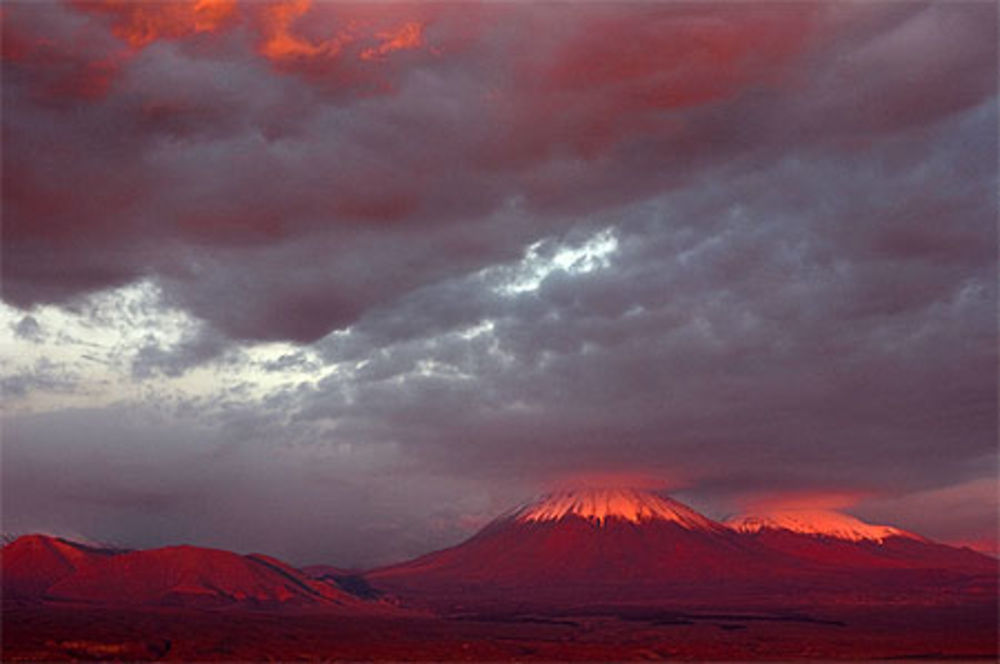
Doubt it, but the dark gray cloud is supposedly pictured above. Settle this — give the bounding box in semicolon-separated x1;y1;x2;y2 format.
3;3;995;343
130;325;232;379
290;98;996;493
1;2;996;562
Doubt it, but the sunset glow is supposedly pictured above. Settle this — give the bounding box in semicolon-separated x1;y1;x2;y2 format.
726;510;917;544
258;0;344;61
359;22;424;61
77;0;238;47
2;0;995;562
516;488;718;528
1;1;997;659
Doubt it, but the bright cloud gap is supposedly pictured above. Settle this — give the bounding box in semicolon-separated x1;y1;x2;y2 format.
496;228;620;296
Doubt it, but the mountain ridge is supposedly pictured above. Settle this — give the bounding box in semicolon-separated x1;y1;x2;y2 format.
365;487;997;611
5;489;995;613
1;535;394;611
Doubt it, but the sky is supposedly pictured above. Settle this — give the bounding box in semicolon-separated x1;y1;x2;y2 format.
1;0;997;567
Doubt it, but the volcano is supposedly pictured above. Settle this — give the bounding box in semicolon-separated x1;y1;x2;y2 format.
726;509;996;572
723;508;998;605
367;488;794;610
2;504;997;661
366;488;998;612
2;535;370;609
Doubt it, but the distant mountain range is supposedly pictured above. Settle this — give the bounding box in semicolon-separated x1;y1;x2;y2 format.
3;488;995;612
367;488;996;611
1;534;391;611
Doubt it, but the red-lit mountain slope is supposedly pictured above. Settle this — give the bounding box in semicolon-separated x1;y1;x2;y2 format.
1;534;122;601
367;489;793;610
726;509;996;572
366;489;997;611
2;536;373;609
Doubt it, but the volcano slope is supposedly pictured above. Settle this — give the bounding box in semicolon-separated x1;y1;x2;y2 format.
367;488;998;614
368;488;785;610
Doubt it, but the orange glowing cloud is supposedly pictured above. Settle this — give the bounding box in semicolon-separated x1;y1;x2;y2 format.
256;0;429;65
360;21;424;60
75;0;238;48
257;0;351;61
13;0;437;104
74;0;430;68
7;0;238;103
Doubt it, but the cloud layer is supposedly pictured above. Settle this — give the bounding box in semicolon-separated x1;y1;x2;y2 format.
2;1;997;563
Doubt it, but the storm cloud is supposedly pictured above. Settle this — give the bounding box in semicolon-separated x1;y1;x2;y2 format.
2;1;996;563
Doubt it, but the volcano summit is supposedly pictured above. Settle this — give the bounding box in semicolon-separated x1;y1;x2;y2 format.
367;488;997;612
513;488;722;529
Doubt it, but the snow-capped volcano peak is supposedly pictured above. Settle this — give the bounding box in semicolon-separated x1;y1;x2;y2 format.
514;488;718;529
726;509;920;543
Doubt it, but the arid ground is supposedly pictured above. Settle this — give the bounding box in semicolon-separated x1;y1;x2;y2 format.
3;602;997;661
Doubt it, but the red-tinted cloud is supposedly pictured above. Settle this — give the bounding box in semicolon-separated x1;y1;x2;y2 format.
480;5;816;167
359;21;424;61
1;4;125;101
5;1;444;105
72;0;239;47
2;2;995;342
254;1;428;63
2;0;996;565
247;1;445;96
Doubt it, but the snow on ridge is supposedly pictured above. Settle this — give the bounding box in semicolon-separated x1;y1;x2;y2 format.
515;488;718;529
725;510;919;543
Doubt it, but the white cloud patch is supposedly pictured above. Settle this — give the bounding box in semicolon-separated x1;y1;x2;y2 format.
0;280;328;414
496;228;620;295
